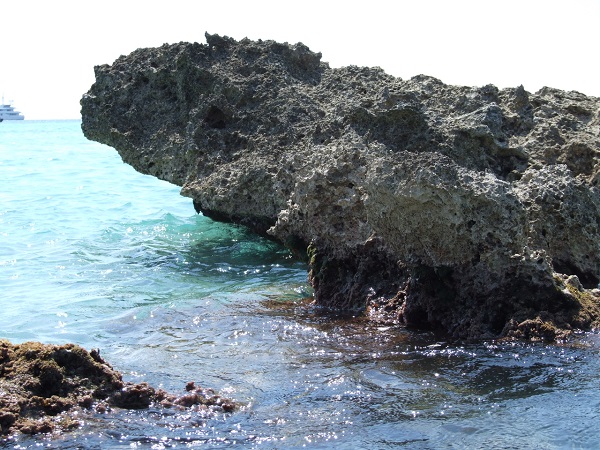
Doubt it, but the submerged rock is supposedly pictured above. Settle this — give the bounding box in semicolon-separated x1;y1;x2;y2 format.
81;33;600;340
0;340;234;436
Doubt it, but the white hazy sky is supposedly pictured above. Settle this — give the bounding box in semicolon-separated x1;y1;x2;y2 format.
1;0;599;120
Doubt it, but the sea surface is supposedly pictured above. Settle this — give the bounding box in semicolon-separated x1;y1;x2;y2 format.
1;120;599;449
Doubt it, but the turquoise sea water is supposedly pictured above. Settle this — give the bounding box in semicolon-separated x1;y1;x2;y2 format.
1;120;600;449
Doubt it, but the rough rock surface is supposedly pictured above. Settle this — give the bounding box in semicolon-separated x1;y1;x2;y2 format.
0;340;234;436
81;33;600;340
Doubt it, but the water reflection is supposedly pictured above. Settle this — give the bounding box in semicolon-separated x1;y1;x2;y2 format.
5;295;600;448
5;191;599;448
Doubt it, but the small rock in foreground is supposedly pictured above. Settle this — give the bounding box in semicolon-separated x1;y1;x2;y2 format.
0;340;235;436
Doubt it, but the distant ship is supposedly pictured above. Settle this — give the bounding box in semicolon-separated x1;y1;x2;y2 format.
0;95;25;120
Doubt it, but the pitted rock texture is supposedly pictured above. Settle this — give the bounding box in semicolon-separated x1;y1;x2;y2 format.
81;33;600;340
0;340;235;435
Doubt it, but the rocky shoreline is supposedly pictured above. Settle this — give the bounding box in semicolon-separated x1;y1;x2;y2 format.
81;33;600;341
0;340;234;436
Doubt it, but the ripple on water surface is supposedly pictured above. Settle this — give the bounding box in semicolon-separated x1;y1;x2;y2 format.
2;121;600;449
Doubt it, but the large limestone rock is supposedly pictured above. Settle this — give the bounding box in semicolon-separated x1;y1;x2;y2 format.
81;33;600;340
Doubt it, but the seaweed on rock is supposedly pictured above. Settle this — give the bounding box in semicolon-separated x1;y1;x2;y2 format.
0;341;235;436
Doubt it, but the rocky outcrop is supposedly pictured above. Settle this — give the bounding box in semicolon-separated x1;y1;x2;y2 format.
0;340;234;435
81;33;600;340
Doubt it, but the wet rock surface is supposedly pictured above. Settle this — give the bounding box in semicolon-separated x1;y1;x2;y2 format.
0;340;234;436
81;33;600;340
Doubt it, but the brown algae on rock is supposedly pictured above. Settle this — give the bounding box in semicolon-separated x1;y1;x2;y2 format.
498;275;600;342
0;340;235;436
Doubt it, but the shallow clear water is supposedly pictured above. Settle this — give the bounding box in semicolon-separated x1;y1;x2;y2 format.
1;121;599;449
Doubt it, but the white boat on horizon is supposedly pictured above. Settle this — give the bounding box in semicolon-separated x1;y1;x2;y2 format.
0;95;25;120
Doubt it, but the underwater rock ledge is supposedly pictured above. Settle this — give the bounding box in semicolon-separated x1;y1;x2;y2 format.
81;33;600;341
0;340;235;436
